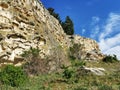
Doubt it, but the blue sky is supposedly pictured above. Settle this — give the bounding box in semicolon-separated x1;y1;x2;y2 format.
40;0;120;59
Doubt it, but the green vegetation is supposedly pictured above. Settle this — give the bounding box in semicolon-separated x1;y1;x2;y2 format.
0;65;27;87
102;54;119;63
98;84;113;90
0;47;120;89
47;8;74;35
62;16;74;35
69;43;82;60
47;8;62;24
74;86;88;90
0;61;120;90
21;47;40;58
22;48;47;75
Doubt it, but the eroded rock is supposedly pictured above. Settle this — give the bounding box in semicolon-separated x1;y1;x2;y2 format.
0;0;104;73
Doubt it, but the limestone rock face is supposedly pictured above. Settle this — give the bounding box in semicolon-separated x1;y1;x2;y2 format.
0;0;70;68
0;0;104;71
68;35;104;61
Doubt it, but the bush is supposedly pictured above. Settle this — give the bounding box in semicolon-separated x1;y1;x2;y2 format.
21;47;40;58
103;55;119;63
0;65;27;87
62;67;74;79
23;57;47;76
22;48;47;75
69;43;82;60
72;60;86;67
98;84;113;90
74;86;88;90
62;65;80;83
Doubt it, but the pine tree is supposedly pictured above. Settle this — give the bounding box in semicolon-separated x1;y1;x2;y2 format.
47;8;74;35
47;8;61;24
62;16;74;35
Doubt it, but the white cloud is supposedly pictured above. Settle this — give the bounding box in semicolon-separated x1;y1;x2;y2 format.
91;16;100;25
90;25;100;38
98;13;120;60
99;33;120;52
82;28;86;35
90;16;100;38
104;46;120;60
99;13;120;40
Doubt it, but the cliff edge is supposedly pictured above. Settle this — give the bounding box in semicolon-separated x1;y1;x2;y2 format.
0;0;103;72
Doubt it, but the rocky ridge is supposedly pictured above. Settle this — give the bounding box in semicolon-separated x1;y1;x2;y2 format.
0;0;103;72
69;35;103;61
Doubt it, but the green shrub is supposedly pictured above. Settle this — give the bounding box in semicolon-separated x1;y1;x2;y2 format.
118;85;120;90
23;57;47;75
69;43;82;60
22;48;47;75
62;67;74;79
72;60;86;67
0;65;27;87
98;84;113;90
74;86;88;90
103;55;119;63
21;47;40;58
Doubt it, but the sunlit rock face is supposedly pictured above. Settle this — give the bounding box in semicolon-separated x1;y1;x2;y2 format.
0;0;103;72
0;0;70;68
68;35;104;61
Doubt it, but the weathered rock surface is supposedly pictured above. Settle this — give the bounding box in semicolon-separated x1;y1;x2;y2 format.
68;35;104;61
0;0;70;69
83;67;105;75
0;0;104;72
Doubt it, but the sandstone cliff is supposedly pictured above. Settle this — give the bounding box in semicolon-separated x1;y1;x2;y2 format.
0;0;70;69
0;0;103;71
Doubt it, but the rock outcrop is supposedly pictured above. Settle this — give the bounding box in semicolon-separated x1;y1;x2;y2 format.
0;0;70;69
82;67;105;75
68;35;104;61
0;0;104;72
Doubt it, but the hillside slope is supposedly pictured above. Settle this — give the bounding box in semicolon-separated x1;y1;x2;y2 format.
0;0;103;72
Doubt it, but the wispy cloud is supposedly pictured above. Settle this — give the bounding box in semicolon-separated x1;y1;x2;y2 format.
99;13;120;40
98;13;120;60
104;46;120;60
99;33;120;52
90;16;100;39
82;28;86;35
90;25;100;39
91;16;100;25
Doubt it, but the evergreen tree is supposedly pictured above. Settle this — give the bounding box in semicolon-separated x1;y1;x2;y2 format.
62;16;74;35
47;8;54;15
47;8;61;24
47;8;74;35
